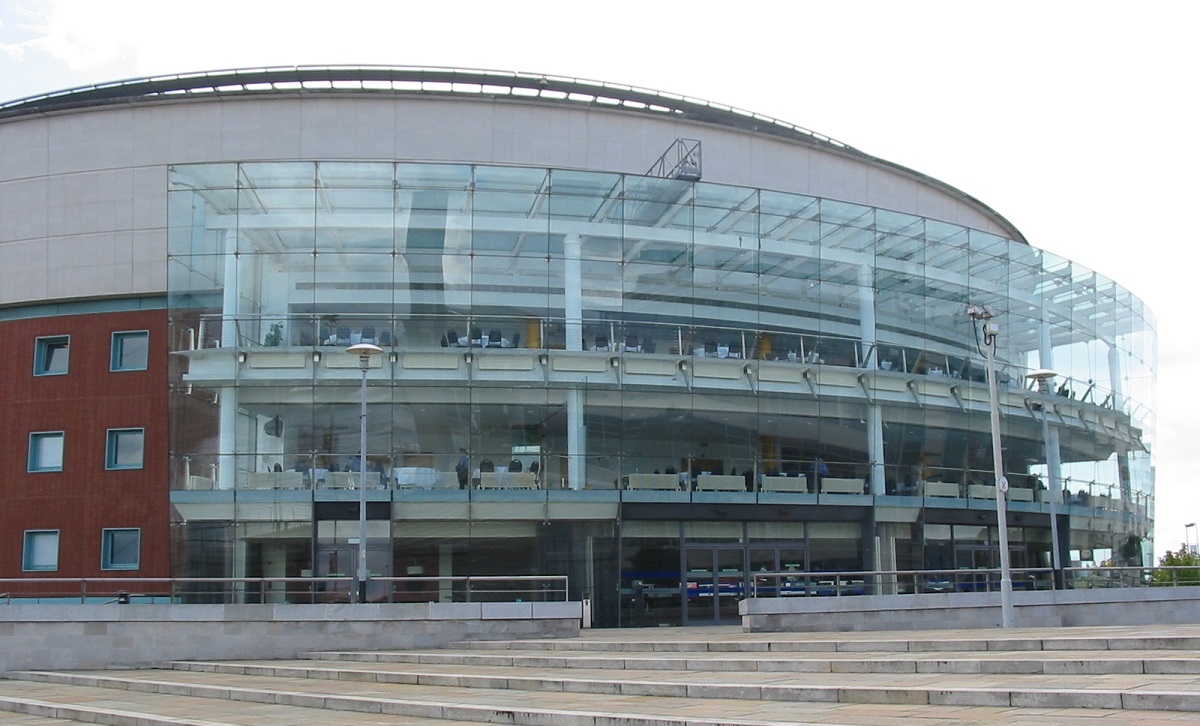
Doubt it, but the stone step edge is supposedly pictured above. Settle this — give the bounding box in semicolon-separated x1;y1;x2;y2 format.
12;668;1200;714
445;636;1200;653
297;650;1200;675
0;693;224;726
1;672;788;726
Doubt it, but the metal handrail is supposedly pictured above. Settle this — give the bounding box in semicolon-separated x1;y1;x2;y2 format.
748;566;1199;598
0;575;569;605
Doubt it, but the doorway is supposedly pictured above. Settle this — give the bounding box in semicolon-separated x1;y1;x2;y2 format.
682;543;807;624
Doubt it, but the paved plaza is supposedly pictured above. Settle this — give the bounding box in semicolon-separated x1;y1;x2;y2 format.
3;623;1200;724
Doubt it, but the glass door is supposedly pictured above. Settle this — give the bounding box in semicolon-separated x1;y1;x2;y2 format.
683;546;745;624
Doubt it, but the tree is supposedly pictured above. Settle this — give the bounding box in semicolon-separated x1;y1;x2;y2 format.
1152;547;1200;585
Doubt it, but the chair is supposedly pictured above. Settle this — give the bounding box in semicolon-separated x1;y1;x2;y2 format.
335;326;351;346
360;325;376;344
729;341;743;359
480;459;495;473
511;332;520;349
489;329;504;348
641;337;656;353
705;341;718;356
594;334;609;351
624;335;640;353
469;327;483;347
509;459;523;472
445;329;459;347
528;461;540;474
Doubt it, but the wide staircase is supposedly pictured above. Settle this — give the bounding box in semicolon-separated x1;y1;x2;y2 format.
2;624;1200;724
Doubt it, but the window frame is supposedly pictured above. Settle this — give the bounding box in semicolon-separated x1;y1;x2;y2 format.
101;528;141;571
110;330;150;372
105;428;146;471
34;335;70;376
23;530;60;572
28;431;65;473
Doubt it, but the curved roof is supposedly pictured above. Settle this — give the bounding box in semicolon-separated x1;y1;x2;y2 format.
0;65;1026;242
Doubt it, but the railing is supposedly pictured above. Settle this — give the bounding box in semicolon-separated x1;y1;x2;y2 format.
749;566;1200;598
0;575;569;605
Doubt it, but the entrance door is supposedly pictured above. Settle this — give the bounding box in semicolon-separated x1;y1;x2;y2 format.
683;546;744;624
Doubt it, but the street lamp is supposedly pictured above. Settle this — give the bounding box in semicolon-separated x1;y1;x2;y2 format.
347;342;383;604
1186;522;1197;555
968;304;1014;629
1027;368;1063;589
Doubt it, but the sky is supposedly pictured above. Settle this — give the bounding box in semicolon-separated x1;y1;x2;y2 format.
1;0;1197;556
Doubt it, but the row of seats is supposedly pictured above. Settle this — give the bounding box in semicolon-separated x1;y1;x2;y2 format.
443;328;520;349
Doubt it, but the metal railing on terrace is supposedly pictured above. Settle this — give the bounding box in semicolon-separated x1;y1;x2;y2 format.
0;575;569;606
748;566;1200;598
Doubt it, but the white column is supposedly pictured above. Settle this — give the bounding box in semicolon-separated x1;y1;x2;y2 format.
567;388;586;490
564;233;586;489
564;234;583;352
218;230;240;491
1039;322;1063;503
859;265;885;493
1109;344;1132;502
439;544;454;603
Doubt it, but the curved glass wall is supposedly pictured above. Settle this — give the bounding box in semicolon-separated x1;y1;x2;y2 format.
166;161;1156;600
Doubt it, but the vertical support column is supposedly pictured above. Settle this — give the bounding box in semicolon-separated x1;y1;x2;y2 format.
439;544;454;603
1039;322;1064;507
218;230;239;491
859;265;885;494
567;388;586;490
564;234;583;352
564;234;587;489
1109;344;1132;503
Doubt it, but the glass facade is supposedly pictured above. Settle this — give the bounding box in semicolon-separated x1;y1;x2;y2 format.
166;161;1155;625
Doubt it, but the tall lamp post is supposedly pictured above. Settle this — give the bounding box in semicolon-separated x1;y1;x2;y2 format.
1186;522;1197;555
347;342;383;604
1027;369;1063;589
969;304;1014;629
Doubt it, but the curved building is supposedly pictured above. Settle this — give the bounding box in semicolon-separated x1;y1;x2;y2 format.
0;67;1154;623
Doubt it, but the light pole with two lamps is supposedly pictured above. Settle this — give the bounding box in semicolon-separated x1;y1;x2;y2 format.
968;304;1014;629
347;342;383;604
1027;368;1064;589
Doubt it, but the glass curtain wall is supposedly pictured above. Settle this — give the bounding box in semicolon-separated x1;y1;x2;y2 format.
166;160;1157;585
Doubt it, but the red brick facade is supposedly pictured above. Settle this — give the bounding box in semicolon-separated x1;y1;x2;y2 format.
0;309;169;579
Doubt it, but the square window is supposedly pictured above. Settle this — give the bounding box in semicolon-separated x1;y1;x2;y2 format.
29;431;65;472
106;429;145;470
102;528;140;570
111;331;149;371
23;530;60;571
34;336;70;376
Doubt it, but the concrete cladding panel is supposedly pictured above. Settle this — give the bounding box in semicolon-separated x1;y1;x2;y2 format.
0;92;1010;307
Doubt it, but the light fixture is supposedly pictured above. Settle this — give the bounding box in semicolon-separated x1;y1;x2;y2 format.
237;351;247;363
345;342;383;605
677;359;688;372
609;356;620;369
1026;367;1063;588
538;352;549;366
388;351;399;363
312;351;322;363
463;352;473;365
969;303;1013;629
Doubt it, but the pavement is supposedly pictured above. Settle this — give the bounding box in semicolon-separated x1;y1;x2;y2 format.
3;623;1200;724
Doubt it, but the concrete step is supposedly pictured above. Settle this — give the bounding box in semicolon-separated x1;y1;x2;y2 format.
13;661;1200;715
304;645;1200;675
451;627;1200;654
0;678;488;726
